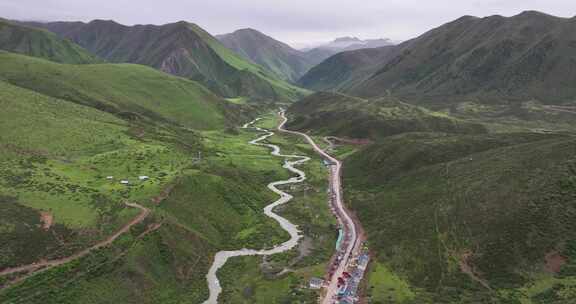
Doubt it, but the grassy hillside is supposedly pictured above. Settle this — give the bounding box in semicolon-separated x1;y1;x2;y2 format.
0;51;236;130
0;76;321;303
349;11;576;104
0;48;322;303
0;108;334;303
285;88;576;302
26;20;309;102
286;92;486;140
0;20;100;64
217;28;314;82
0;79;162;269
297;46;396;91
343;132;576;303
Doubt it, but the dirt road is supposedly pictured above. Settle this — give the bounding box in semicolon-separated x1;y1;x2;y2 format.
0;201;150;282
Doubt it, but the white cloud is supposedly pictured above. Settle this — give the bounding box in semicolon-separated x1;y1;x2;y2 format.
1;0;574;47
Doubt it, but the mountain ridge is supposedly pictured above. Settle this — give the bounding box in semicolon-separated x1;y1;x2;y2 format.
299;10;576;105
352;10;576;103
22;19;308;102
216;28;314;82
0;20;101;64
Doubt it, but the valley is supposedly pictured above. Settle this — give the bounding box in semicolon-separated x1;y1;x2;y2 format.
1;6;576;304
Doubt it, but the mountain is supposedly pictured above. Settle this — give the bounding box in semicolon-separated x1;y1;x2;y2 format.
297;46;396;91
0;20;100;64
315;36;393;51
286;92;486;139
0;51;241;130
301;36;394;63
24;20;308;102
286;89;576;302
299;11;576;105
217;28;314;82
348;11;576;104
343;132;576;303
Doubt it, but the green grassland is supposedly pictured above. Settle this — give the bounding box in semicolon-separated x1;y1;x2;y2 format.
365;262;415;304
0;79;194;270
449;101;576;134
0;103;335;303
287;92;487;140
0;20;101;64
0;52;237;130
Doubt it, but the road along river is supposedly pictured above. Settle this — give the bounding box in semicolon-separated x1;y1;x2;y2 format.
277;110;362;304
202;117;311;304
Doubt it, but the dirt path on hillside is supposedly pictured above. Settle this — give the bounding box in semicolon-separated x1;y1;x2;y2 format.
0;201;150;283
542;105;576;115
459;251;492;290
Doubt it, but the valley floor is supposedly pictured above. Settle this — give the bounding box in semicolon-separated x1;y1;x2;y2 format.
0;112;336;304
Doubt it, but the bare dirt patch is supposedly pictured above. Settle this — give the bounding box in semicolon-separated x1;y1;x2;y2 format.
459;250;491;290
545;250;567;274
151;182;177;204
39;211;53;230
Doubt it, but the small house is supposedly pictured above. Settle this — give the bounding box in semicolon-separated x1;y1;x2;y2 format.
357;254;370;270
138;176;150;181
120;180;130;185
106;176;114;180
309;277;324;289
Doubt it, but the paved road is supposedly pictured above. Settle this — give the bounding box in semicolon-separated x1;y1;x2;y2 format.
278;110;360;304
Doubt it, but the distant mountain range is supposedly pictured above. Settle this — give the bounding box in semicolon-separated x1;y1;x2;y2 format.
303;36;394;52
20;19;307;102
301;37;395;63
300;11;576;105
217;31;395;82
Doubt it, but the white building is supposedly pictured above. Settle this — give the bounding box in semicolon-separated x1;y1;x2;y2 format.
138;176;150;181
309;277;324;289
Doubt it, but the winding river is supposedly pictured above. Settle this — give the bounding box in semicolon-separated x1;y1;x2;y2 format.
202;117;310;304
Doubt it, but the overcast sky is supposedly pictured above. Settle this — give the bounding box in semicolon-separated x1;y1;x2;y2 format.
2;0;574;48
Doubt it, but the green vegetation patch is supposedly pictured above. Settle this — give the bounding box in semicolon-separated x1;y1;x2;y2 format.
0;52;231;130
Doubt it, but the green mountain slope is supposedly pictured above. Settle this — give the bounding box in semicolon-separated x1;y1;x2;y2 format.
0;79;130;162
0;51;239;130
0;20;100;64
297;46;396;91
0;78;239;303
349;11;576;104
217;28;314;82
286;87;576;302
286;92;486;139
343;132;576;303
26;20;308;102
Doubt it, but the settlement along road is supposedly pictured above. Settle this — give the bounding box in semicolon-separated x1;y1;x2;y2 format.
278;110;361;304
